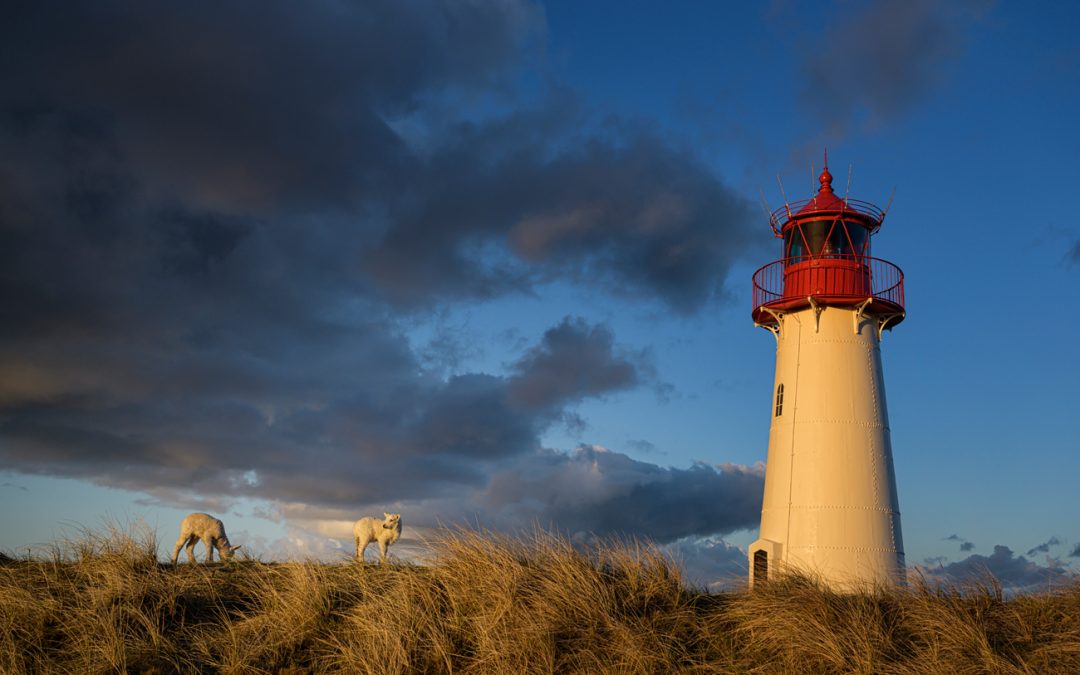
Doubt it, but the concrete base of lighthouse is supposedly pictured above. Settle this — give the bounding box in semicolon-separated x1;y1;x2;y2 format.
749;301;904;590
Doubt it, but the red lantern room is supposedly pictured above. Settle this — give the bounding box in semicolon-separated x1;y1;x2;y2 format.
751;158;905;329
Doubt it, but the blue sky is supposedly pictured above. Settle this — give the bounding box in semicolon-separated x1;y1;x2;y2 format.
1;0;1078;591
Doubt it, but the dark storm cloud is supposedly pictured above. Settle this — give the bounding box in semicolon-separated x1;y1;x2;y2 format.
799;0;988;133
0;316;644;507
1;1;754;320
918;545;1075;593
368;121;758;311
509;318;641;410
0;0;759;531
1027;537;1061;556
1;0;537;212
477;446;764;543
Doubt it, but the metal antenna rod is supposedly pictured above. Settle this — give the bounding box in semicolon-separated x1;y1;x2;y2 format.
881;186;896;224
760;188;780;236
776;174;792;219
758;188;773;218
845;162;853;204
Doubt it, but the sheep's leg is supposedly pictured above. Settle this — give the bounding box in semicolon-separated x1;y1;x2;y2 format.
379;540;388;564
206;537;215;563
357;535;372;563
186;536;199;564
171;535;189;564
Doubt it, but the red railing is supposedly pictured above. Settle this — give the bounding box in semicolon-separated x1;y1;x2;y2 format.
752;255;904;312
769;198;885;235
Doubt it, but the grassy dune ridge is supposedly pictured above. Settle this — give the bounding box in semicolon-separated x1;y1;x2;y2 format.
2;525;1079;673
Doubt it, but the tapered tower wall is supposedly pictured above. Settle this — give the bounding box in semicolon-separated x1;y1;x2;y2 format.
750;303;904;589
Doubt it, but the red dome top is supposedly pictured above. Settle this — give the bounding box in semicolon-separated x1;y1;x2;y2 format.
766;152;886;236
796;164;847;215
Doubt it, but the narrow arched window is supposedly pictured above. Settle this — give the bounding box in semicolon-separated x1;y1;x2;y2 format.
775;383;784;417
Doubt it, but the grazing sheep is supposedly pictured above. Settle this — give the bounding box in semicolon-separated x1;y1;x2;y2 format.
354;513;402;564
171;513;241;564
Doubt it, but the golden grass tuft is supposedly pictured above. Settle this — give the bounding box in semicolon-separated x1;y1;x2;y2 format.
2;525;1079;673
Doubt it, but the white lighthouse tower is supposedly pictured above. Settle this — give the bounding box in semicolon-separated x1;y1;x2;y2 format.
748;158;905;589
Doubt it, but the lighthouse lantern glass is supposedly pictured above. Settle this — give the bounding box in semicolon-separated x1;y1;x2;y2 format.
784;228;807;261
802;219;830;257
847;221;869;257
825;221;850;256
784;218;872;262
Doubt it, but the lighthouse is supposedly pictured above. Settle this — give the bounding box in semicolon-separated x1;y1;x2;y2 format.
748;158;905;590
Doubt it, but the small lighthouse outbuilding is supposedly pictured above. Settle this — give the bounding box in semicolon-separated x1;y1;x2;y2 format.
748;158;905;590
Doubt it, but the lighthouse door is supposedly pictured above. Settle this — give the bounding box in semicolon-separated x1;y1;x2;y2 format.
753;550;768;583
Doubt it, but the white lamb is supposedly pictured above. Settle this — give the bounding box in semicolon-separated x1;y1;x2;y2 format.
354;512;402;564
171;512;242;564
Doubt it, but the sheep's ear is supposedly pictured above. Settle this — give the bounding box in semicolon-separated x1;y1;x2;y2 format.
384;512;391;518
231;545;242;552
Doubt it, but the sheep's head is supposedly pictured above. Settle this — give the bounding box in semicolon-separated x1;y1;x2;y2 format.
220;544;242;560
383;513;401;529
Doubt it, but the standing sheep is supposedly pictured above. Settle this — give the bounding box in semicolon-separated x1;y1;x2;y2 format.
171;513;242;564
354;512;402;564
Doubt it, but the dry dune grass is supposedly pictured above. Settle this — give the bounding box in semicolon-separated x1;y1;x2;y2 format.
2;525;1079;674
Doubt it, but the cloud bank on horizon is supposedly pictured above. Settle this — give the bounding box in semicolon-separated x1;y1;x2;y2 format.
0;0;764;552
916;544;1075;595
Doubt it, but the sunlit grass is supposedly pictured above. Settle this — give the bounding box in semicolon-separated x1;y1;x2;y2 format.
2;525;1079;673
